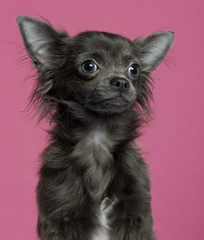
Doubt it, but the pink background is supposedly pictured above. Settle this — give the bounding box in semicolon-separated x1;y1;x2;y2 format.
0;0;204;239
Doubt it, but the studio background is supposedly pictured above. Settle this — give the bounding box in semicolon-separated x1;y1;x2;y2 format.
0;0;204;239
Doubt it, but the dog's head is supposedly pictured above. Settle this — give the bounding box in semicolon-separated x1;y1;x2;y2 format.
17;16;174;116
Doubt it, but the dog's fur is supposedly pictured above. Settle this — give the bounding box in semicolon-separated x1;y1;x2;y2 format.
17;16;174;240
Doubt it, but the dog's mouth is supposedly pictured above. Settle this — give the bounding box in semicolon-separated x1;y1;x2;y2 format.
86;94;133;114
92;95;129;105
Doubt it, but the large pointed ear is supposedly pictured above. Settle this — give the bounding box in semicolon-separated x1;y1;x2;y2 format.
135;31;174;72
16;16;69;69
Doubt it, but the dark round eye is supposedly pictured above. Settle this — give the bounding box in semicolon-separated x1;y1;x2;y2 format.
128;63;139;77
81;60;98;74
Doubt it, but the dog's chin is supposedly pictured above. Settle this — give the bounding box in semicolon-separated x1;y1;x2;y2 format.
85;98;133;115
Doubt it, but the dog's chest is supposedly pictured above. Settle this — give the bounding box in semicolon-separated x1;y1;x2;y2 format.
92;197;116;240
85;128;115;239
84;126;114;166
82;127;114;195
71;125;114;200
89;128;112;158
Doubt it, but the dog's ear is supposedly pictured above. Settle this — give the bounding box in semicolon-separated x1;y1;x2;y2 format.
16;16;69;70
135;31;174;72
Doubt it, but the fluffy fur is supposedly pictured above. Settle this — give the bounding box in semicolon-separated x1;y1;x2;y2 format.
17;16;174;240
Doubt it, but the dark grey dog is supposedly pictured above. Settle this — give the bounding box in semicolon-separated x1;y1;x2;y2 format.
17;16;174;240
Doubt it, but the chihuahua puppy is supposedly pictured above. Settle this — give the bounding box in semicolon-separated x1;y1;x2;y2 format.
17;16;174;240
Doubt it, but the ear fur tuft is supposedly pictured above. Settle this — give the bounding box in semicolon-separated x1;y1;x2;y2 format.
136;31;174;71
16;16;69;68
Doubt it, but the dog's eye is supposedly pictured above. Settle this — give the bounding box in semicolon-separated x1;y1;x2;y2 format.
81;60;98;74
128;63;139;78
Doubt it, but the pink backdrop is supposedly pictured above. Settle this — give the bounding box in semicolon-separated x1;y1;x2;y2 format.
0;0;204;239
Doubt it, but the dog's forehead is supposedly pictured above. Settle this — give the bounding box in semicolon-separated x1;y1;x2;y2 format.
74;31;136;65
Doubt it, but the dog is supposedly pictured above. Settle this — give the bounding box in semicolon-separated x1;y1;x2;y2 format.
17;16;174;240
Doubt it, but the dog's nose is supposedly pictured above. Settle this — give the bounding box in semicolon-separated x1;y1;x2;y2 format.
110;78;130;92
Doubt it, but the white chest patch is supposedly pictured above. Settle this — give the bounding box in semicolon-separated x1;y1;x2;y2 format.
92;129;104;145
90;128;109;149
92;198;116;240
87;126;116;239
86;126;113;167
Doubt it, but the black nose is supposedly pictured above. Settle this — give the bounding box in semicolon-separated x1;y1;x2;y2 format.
110;78;130;92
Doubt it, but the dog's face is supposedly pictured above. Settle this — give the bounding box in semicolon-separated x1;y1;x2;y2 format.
61;32;140;114
17;17;174;115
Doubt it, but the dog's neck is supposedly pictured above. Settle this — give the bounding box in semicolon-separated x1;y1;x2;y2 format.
49;101;140;200
51;101;139;147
